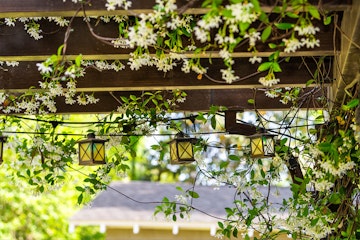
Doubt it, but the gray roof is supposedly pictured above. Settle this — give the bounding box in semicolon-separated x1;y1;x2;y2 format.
70;181;291;226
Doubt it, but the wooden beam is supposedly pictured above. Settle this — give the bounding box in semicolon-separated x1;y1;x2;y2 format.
331;0;360;107
0;18;338;60
32;88;325;114
0;58;332;92
0;0;351;18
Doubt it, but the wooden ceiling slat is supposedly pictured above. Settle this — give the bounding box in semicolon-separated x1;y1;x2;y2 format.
0;0;351;18
45;88;325;113
0;18;337;59
0;58;332;91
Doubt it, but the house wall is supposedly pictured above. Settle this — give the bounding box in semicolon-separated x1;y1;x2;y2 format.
106;228;217;240
105;228;290;240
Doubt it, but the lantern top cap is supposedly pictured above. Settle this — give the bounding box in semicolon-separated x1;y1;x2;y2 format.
174;131;197;141
77;133;108;143
0;135;7;141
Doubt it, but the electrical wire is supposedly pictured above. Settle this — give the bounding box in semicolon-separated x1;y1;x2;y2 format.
67;164;228;221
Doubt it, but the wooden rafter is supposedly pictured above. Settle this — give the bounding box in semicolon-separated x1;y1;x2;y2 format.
0;0;354;113
0;0;351;18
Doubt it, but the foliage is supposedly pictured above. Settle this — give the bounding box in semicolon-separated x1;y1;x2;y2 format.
0;167;104;240
0;0;358;240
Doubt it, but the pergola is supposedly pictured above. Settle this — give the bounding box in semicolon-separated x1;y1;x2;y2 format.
0;0;359;113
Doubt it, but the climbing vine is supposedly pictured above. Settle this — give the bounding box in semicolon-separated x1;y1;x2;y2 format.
1;0;359;239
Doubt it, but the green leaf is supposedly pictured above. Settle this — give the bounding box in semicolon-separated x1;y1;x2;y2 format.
306;79;315;86
239;22;250;33
218;221;224;229
310;218;319;226
57;44;64;56
247;98;255;104
329;193;342;204
286;12;299;18
324;16;332;25
77;193;83;205
343;99;359;110
220;161;229;169
188;190;199;199
75;186;84;192
268;43;277;49
233;228;238;238
228;154;240;161
258;61;272;72
317;142;332;152
274;23;294;30
272;62;282;72
130;95;137;101
307;5;321;20
261;26;272;43
211;116;217;129
75;54;82;67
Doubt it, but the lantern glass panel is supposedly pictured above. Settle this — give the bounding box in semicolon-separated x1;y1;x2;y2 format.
169;137;196;164
170;141;178;162
263;137;275;156
93;142;105;162
177;141;193;159
251;137;263;157
79;142;92;162
250;133;275;158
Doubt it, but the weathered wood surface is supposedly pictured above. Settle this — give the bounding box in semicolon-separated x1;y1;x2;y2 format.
0;0;351;112
0;17;338;60
0;0;351;17
51;88;325;113
0;58;331;92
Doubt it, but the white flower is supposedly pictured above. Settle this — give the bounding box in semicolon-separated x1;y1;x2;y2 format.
105;0;132;11
77;95;88;105
283;38;302;53
47;17;69;27
194;26;208;43
181;59;191;73
128;20;157;48
36;63;52;74
249;56;262;64
244;31;261;47
226;2;258;23
24;22;43;40
301;38;320;48
175;194;188;204
197;15;222;30
314;179;334;192
264;89;280;98
295;25;320;36
219;49;231;60
86;94;100;104
258;76;280;87
221;68;239;84
5;61;19;67
4;18;16;27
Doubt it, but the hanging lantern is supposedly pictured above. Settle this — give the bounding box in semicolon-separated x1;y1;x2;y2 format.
0;136;7;164
169;132;197;164
77;133;108;165
249;132;276;158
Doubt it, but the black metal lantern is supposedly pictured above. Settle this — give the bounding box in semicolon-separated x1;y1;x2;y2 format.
0;136;7;164
77;133;108;165
169;132;196;164
249;132;276;158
